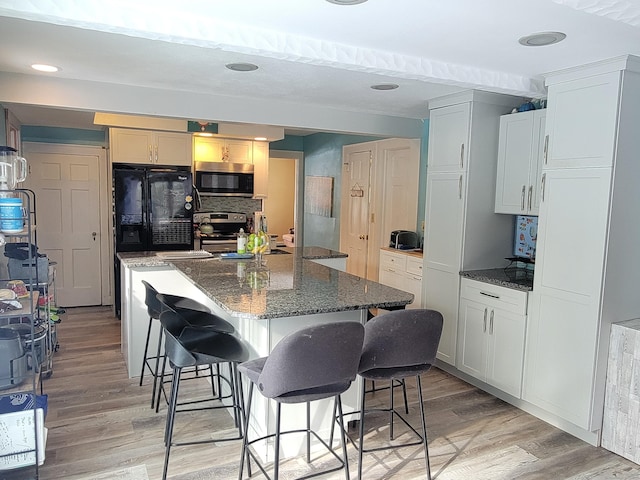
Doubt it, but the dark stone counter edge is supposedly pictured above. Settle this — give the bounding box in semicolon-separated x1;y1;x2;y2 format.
459;269;533;292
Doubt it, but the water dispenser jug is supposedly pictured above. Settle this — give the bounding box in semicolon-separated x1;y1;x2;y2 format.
0;146;27;191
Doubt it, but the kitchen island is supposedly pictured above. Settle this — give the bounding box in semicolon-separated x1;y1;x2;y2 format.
119;247;413;458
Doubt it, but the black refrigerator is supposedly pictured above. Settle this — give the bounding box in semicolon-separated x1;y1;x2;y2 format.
113;164;194;316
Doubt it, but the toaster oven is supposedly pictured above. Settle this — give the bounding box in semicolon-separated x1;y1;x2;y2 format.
389;230;418;249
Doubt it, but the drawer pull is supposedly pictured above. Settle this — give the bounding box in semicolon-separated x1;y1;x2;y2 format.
480;291;500;299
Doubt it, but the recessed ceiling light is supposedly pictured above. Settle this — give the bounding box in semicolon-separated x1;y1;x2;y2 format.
31;64;60;73
518;32;566;47
326;0;368;4
225;62;259;72
371;83;399;91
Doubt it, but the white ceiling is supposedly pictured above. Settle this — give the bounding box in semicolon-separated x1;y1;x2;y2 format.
1;0;640;136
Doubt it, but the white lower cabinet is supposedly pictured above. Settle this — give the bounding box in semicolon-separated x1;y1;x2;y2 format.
457;278;528;398
379;249;422;309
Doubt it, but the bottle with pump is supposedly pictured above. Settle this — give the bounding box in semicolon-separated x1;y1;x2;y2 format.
237;228;247;254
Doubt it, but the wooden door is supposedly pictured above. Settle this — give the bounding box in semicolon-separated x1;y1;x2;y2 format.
22;143;106;307
340;146;372;278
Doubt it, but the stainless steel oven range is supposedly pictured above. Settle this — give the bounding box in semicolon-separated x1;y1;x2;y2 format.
193;211;247;253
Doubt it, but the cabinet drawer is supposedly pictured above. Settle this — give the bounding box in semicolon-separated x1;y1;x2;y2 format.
406;257;423;277
379;251;407;271
460;277;527;315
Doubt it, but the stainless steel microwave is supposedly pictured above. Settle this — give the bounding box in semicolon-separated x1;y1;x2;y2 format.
194;161;254;197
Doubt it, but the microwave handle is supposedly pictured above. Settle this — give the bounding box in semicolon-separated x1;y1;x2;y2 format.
193;185;202;212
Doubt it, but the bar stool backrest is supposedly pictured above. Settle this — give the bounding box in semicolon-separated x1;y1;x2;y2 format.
141;280;163;319
258;322;364;400
359;309;443;374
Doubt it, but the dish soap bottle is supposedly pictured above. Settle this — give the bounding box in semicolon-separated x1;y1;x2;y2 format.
237;228;247;254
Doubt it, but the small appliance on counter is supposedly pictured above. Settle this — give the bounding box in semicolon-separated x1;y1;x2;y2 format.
389;230;418;250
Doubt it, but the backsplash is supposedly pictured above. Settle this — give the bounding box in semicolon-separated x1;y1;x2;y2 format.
199;196;263;218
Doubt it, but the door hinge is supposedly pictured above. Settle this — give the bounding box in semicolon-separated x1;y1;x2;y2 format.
370;213;375;223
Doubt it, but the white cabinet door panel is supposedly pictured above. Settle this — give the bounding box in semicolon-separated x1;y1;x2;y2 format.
457;299;487;379
425;268;459;365
523;292;597;428
488;307;526;398
427;103;470;172
545;71;620;169
535;168;611;300
424;172;465;273
495;112;533;214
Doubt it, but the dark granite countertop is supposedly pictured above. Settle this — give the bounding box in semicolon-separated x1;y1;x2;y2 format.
460;268;533;292
119;248;412;319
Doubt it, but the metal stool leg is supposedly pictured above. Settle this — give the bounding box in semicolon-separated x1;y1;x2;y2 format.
139;315;153;386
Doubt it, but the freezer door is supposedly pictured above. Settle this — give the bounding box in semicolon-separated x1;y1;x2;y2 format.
113;167;149;252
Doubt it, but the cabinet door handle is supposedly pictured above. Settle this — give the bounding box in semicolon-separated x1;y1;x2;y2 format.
489;310;494;335
541;173;546;202
460;143;465;169
480;291;500;299
483;308;487;333
458;175;463;199
521;185;526;211
543;134;549;165
154;145;158;163
528;185;533;211
148;145;153;162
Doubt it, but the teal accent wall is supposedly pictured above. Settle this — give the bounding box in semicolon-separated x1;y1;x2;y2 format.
300;126;429;250
21;126;107;146
301;132;381;250
270;135;304;152
417;119;429;246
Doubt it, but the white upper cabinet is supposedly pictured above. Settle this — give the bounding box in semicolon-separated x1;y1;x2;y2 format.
110;128;192;166
544;71;620;169
426;103;470;173
193;137;253;163
495;109;546;215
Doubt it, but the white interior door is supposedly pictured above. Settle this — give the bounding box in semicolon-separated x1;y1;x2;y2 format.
340;147;372;278
22;143;106;307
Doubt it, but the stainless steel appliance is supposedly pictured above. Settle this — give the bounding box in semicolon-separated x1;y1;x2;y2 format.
194;211;247;252
389;230;418;249
194;161;254;197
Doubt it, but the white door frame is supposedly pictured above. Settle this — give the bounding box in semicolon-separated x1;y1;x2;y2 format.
22;142;112;306
271;150;304;245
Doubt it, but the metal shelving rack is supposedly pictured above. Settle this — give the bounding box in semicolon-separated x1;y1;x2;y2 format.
0;189;47;478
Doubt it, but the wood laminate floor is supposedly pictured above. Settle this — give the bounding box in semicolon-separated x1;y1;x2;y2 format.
4;306;640;480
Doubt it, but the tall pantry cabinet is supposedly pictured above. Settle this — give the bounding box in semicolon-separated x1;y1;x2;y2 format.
522;56;640;442
423;91;520;365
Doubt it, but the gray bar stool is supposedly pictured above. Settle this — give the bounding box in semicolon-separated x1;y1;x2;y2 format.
155;292;236;412
357;309;443;480
238;321;364;480
139;280;215;409
159;309;250;480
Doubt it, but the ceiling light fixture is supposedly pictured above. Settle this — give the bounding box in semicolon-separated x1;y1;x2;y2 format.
326;0;368;4
518;31;566;47
225;62;259;72
371;83;399;91
31;64;60;73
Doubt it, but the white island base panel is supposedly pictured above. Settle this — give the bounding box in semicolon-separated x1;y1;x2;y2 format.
121;263;365;459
